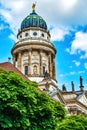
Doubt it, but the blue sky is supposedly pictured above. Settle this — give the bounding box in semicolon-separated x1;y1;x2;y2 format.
0;0;87;91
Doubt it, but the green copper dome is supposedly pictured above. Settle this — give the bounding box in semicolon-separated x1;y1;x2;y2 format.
21;10;47;31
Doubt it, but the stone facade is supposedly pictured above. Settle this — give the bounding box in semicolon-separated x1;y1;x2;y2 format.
11;5;87;116
12;27;56;82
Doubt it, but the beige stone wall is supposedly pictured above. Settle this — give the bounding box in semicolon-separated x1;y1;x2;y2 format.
13;47;56;81
20;50;49;76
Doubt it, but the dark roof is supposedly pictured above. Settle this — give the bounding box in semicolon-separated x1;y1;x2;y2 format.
0;62;28;80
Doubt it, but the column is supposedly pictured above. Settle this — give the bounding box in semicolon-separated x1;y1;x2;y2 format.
52;55;56;79
17;51;22;71
28;48;32;75
13;55;16;67
48;54;50;74
48;52;52;77
40;49;43;76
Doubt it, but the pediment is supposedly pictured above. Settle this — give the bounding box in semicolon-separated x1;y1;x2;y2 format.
52;95;61;102
78;94;87;107
51;90;66;105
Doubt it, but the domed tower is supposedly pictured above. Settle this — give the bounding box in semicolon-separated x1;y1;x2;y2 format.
11;4;56;83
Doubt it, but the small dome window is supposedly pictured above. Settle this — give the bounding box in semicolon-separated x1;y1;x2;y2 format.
20;35;22;38
47;36;49;40
27;16;30;19
25;33;29;37
41;33;44;37
33;16;36;18
33;32;37;36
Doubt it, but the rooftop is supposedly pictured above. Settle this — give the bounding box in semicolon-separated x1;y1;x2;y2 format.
0;62;28;80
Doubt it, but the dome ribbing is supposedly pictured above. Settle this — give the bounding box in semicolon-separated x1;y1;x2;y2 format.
21;10;47;31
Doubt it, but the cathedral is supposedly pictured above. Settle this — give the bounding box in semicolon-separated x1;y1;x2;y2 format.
0;4;87;116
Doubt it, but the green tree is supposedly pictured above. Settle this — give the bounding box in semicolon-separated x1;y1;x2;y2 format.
67;115;87;130
57;115;87;130
0;68;65;130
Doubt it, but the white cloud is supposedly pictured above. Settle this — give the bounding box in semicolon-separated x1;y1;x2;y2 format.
0;9;18;34
70;71;76;75
50;26;69;41
84;63;87;69
59;74;65;77
70;32;87;59
78;71;85;74
0;24;8;30
9;34;16;41
80;53;87;59
59;73;68;77
59;71;76;77
66;48;70;53
1;0;87;41
60;0;77;13
72;60;80;66
0;0;32;35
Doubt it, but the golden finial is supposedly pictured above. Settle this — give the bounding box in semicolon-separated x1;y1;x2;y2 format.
32;3;36;11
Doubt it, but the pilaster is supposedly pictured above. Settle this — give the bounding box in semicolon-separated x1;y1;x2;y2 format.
40;49;43;76
28;48;32;75
48;52;52;77
18;51;22;71
52;55;56;79
13;55;16;67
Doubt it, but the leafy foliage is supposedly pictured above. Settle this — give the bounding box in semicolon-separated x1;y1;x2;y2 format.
56;114;87;130
0;68;65;130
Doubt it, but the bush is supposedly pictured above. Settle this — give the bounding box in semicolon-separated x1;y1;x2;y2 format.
0;68;65;130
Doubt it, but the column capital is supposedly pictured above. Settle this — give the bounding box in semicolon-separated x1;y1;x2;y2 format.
39;49;43;53
18;50;22;53
28;48;32;52
48;51;52;55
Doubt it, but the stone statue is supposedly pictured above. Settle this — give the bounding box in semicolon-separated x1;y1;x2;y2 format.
8;57;11;62
80;76;83;86
80;76;84;91
71;81;74;92
32;3;36;10
44;70;50;78
45;82;49;91
62;84;67;92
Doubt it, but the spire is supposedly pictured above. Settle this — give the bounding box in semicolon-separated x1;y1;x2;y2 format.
32;3;36;11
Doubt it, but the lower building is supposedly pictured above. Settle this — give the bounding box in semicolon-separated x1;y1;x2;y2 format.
1;4;87;116
38;75;87;116
0;62;87;116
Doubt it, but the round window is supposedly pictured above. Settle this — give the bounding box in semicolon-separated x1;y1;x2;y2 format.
33;32;37;36
20;35;22;38
25;33;28;37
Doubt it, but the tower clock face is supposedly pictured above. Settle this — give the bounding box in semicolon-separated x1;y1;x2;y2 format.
33;32;37;36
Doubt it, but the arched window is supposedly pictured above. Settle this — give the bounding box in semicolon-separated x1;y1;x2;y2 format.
24;66;28;75
33;65;37;74
43;66;45;75
33;17;37;26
